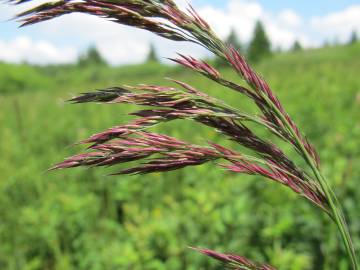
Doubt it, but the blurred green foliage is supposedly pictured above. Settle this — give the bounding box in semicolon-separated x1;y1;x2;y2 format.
0;43;359;270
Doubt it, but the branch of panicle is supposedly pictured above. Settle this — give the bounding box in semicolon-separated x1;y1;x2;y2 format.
69;82;312;190
191;247;277;270
52;130;328;210
170;49;320;168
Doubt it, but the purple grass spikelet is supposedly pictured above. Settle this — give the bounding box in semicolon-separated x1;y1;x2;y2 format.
9;0;358;268
191;247;277;270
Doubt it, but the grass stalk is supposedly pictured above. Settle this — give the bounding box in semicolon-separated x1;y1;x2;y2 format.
7;0;358;268
264;92;358;269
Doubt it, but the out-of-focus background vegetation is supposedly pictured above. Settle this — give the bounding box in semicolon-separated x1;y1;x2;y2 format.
0;19;360;270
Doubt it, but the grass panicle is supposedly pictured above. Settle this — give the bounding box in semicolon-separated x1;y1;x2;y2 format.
8;0;358;268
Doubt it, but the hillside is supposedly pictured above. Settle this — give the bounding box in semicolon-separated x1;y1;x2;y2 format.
0;43;359;270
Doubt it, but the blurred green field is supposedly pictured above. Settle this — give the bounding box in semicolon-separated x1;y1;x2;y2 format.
0;43;359;270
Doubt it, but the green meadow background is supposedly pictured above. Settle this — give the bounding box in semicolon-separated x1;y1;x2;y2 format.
0;43;359;270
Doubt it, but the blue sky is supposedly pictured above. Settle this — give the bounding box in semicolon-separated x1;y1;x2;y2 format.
195;0;360;18
0;0;359;65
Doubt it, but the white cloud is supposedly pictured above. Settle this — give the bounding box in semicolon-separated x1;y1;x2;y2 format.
35;14;152;65
278;9;303;28
1;0;360;65
6;4;206;65
176;0;193;9
197;1;263;40
310;5;360;43
0;0;50;20
0;36;77;64
197;0;309;49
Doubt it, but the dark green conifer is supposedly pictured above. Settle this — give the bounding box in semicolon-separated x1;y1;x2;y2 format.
146;43;158;62
78;46;107;66
247;21;271;63
291;40;302;52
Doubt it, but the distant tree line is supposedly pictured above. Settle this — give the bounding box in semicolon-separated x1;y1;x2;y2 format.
146;43;159;63
76;42;160;67
218;21;359;66
219;20;305;64
216;20;272;65
349;30;358;45
77;28;358;68
78;46;107;67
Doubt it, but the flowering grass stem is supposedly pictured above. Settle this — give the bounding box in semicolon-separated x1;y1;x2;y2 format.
6;0;358;268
